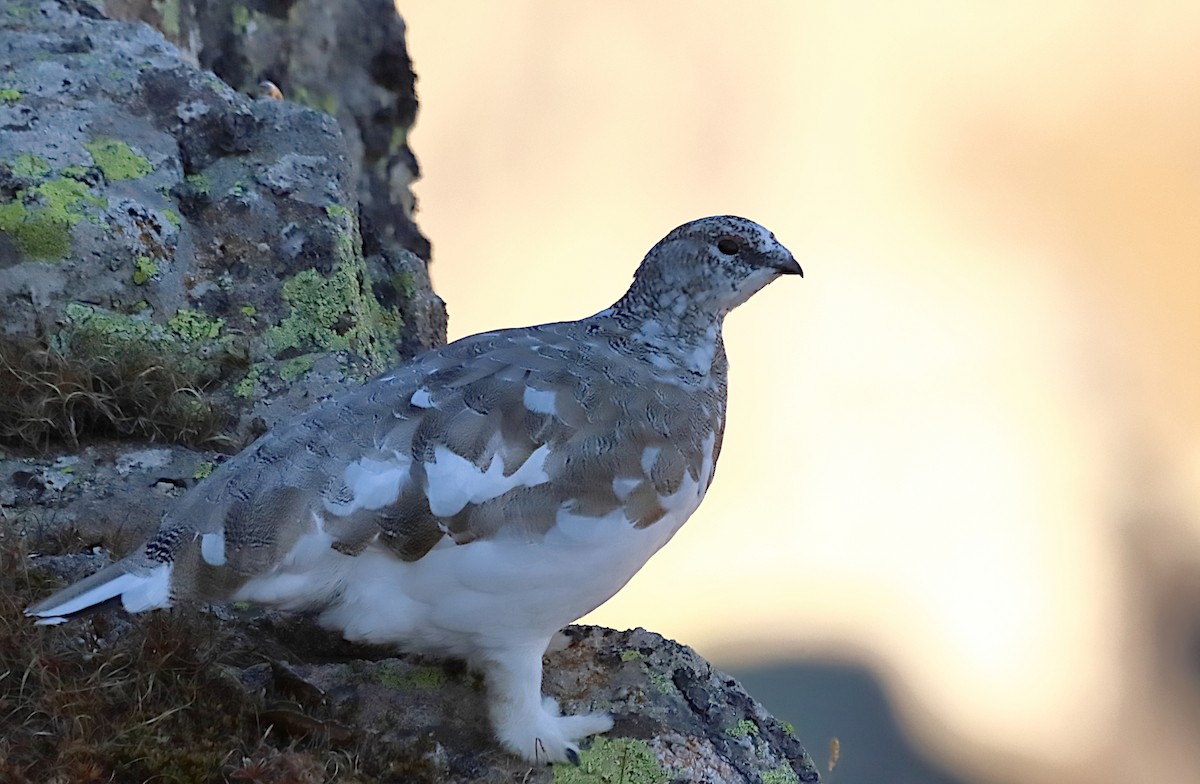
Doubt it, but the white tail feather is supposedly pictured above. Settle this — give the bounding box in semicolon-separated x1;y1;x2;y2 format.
26;564;172;624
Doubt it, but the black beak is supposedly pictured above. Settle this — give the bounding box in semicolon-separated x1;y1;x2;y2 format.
776;254;803;278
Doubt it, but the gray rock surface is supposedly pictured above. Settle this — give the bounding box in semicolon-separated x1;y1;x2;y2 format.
238;623;821;784
99;0;430;263
0;0;446;450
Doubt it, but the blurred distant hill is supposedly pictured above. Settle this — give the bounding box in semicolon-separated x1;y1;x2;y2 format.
726;660;970;784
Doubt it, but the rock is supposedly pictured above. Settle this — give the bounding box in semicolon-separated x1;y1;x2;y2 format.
0;0;446;451
98;0;430;264
237;623;822;784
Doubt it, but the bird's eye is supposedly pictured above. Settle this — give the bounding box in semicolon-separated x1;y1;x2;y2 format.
716;237;740;256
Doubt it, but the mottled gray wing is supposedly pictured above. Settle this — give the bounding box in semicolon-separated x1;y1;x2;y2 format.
153;320;726;599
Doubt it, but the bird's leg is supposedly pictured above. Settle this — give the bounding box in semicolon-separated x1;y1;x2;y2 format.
479;640;613;764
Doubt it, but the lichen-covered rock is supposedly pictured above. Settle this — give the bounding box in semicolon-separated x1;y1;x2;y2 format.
0;0;445;450
99;0;430;263
232;623;822;784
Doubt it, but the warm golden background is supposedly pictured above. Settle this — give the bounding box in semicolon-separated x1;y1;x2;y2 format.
401;3;1200;782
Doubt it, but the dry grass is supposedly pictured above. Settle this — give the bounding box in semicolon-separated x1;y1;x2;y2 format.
0;334;229;451
0;536;353;783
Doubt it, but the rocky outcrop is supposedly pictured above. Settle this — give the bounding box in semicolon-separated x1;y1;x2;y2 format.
0;0;445;451
99;0;429;264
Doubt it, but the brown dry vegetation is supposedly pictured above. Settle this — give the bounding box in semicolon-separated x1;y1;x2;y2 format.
0;335;230;452
0;532;371;783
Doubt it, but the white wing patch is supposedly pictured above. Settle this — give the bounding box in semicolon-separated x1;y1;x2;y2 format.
640;446;661;475
612;476;640;500
200;531;226;566
335;455;411;513
425;443;552;517
410;387;435;408
522;386;557;415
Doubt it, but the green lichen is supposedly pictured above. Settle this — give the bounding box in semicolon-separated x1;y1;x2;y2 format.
264;254;401;371
169;308;224;341
40;304;230;446
84;137;152;181
38;177;107;213
392;271;416;299
619;650;644;662
0;88;20;102
233;366;262;398
157;0;181;37
278;354;315;381
324;203;351;221
726;719;760;740
162;208;182;228
193;461;215;480
0;177;107;259
185;173;212;194
553;738;669;784
60;165;91;179
12;153;50;178
231;4;252;33
133;256;158;285
761;765;802;784
56;304;227;384
646;670;675;696
781;721;796;737
61;303;150;341
333;227;356;264
376;664;448;691
389;126;408;155
0;200;69;258
239;304;257;317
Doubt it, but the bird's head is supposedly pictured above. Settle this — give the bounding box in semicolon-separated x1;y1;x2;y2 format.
619;215;802;321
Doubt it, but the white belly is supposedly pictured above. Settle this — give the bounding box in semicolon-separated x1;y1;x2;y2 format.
234;445;713;659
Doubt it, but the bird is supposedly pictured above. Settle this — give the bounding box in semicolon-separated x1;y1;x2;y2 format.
257;80;284;100
26;215;802;764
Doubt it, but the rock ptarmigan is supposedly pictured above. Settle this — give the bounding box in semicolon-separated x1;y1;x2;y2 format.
26;215;802;763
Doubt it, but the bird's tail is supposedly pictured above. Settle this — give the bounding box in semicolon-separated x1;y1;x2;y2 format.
24;559;172;626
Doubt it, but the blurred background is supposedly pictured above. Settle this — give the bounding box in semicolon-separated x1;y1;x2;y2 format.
400;3;1200;783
